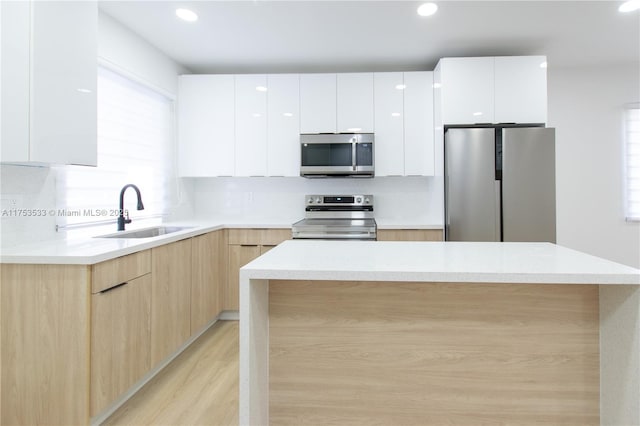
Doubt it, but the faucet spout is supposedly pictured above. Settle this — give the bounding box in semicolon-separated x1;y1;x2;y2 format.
117;184;144;231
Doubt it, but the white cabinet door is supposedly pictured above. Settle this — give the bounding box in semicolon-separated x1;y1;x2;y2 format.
267;74;300;177
1;0;97;166
404;71;434;176
337;73;374;133
374;72;405;176
30;1;97;166
178;75;235;177
494;56;547;124
1;0;30;162
300;74;336;133
235;75;268;176
439;57;494;125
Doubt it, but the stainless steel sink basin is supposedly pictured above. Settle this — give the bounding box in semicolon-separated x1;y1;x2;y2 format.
96;226;194;239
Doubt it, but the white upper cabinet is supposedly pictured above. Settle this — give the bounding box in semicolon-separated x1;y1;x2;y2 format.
267;74;300;177
1;0;97;166
374;72;405;176
374;72;434;177
438;57;494;125
178;75;235;177
300;74;337;133
235;75;268;176
404;71;434;176
437;56;547;125
337;73;374;133
494;56;547;124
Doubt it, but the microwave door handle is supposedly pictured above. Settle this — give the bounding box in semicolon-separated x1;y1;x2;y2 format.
352;142;357;171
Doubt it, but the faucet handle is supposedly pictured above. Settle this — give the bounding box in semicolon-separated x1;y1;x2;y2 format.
124;209;132;224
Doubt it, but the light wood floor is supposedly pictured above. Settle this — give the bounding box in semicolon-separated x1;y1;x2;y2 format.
103;320;239;426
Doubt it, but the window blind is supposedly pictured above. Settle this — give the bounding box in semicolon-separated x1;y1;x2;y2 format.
624;105;640;221
56;66;174;229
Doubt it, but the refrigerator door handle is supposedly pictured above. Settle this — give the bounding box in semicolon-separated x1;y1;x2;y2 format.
495;180;502;242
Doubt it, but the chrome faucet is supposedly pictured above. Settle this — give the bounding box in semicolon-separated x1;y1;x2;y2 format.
117;184;144;231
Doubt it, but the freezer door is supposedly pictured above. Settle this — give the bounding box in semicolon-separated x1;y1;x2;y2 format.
445;128;500;241
502;127;556;243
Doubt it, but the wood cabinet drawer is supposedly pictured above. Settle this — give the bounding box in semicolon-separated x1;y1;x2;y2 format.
227;228;291;245
92;250;151;294
377;229;444;241
260;228;292;245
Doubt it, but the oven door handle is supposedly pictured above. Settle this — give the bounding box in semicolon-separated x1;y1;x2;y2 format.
293;233;376;239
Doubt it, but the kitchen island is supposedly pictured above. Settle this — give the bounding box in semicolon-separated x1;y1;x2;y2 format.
239;240;640;426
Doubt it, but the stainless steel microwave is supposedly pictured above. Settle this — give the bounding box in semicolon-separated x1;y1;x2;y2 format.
300;133;374;177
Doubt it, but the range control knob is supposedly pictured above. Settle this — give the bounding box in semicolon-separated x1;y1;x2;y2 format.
307;198;314;204
316;197;322;204
356;197;362;203
364;197;371;204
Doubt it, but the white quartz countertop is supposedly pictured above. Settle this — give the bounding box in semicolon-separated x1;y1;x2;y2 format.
241;240;640;285
0;216;443;265
0;219;290;265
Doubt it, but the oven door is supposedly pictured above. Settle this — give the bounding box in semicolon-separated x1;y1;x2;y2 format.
292;219;377;240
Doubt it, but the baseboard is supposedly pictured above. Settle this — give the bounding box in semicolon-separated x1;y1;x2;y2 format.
219;310;239;320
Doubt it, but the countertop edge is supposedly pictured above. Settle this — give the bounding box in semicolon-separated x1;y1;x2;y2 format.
241;269;640;285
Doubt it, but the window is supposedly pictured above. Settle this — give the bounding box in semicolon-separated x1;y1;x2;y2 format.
56;66;174;230
624;104;640;221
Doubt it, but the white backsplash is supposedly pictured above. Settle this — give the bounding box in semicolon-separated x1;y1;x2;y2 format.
0;164;59;248
186;176;444;226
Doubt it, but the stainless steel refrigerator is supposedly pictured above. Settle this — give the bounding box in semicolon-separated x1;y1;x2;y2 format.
444;126;556;242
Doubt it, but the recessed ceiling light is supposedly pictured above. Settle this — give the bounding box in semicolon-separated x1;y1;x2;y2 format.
283;112;293;117
619;0;640;12
417;2;438;17
391;112;401;117
255;86;268;92
395;84;406;90
176;8;198;22
252;113;262;118
540;61;548;69
432;83;442;89
473;112;483;116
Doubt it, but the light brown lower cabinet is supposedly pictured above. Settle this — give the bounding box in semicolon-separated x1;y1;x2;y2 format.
377;229;443;241
224;228;290;311
226;244;261;310
90;274;152;416
1;264;91;426
191;230;225;334
150;238;193;366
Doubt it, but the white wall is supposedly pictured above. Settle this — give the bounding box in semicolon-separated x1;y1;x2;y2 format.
98;12;188;96
548;62;640;268
0;11;189;248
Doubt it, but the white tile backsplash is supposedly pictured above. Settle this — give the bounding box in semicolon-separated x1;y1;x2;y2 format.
1;164;59;248
186;176;444;225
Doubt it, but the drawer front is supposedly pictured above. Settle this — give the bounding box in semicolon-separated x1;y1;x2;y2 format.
92;250;151;294
259;228;292;246
228;228;291;245
228;229;261;245
377;229;444;241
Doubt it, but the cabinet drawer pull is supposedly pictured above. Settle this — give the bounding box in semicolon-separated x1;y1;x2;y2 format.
240;244;259;247
99;281;128;294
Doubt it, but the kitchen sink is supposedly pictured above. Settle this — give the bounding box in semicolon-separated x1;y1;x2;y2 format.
96;226;194;239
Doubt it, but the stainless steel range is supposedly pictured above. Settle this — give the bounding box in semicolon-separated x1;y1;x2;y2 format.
292;195;376;240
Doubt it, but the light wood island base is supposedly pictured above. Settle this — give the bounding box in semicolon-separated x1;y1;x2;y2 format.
239;240;640;426
269;280;599;425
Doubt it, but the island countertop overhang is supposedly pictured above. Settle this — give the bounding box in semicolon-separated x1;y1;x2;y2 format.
241;240;640;285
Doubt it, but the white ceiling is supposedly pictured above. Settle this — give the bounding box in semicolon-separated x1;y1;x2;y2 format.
99;1;640;74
